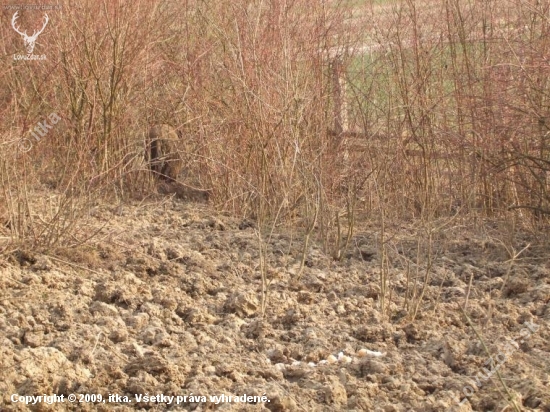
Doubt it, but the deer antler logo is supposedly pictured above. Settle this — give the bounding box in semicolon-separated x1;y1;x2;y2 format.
11;12;49;54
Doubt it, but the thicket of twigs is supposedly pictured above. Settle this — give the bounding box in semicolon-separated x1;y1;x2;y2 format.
1;0;549;251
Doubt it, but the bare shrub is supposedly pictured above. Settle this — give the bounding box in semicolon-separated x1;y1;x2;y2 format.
1;0;549;265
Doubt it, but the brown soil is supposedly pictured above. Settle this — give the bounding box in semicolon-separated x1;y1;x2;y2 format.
1;200;549;411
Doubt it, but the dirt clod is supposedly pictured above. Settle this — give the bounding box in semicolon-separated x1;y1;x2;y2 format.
1;202;548;411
